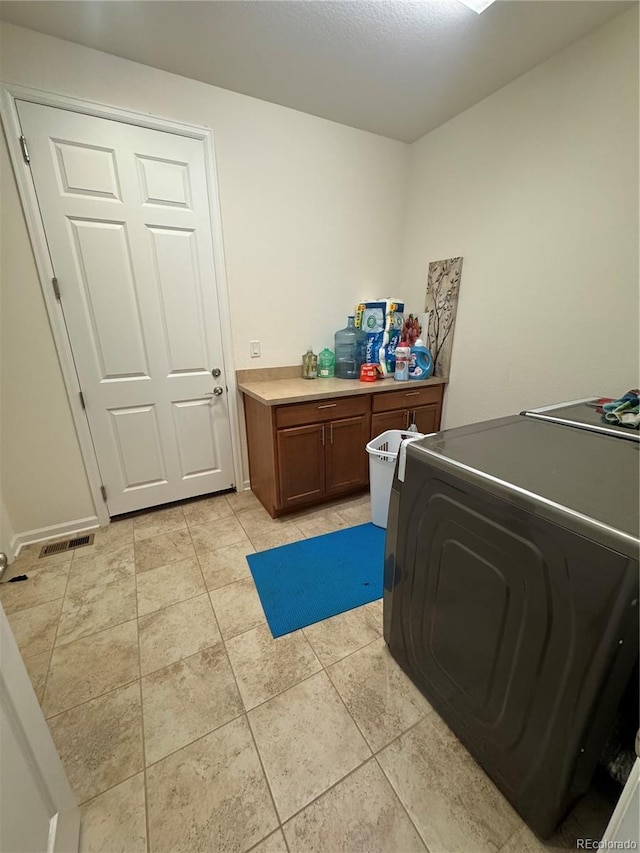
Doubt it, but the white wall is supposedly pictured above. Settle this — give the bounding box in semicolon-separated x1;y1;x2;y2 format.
401;7;639;429
0;21;408;536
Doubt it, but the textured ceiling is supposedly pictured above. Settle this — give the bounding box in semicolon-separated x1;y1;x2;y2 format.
0;0;633;142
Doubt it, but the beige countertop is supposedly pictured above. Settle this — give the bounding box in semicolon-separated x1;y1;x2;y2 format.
237;372;447;406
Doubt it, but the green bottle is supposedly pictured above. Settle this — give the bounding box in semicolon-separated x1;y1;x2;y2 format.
318;348;335;378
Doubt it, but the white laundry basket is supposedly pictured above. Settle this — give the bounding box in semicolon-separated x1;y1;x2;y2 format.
366;430;424;528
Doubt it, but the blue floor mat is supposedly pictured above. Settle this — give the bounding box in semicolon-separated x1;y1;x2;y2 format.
246;522;385;638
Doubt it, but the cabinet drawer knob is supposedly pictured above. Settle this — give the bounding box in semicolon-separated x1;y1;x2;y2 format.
317;403;337;409
404;391;420;397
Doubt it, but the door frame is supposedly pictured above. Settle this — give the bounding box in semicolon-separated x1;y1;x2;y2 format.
0;83;244;525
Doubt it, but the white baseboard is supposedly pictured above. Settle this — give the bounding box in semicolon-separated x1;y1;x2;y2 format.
11;516;101;558
242;479;251;491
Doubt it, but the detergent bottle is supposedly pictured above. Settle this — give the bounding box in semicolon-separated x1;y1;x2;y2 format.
409;339;433;380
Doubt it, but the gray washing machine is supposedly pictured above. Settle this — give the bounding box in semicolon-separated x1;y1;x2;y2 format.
384;414;639;838
523;397;640;442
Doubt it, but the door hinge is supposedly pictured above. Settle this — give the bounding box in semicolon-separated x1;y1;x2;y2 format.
19;135;30;164
79;390;86;410
100;485;107;502
52;277;61;300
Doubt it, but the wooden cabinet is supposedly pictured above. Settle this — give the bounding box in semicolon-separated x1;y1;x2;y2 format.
276;414;369;509
412;404;439;435
370;385;442;438
371;409;407;436
277;423;325;508
243;381;444;518
277;409;370;509
325;415;370;496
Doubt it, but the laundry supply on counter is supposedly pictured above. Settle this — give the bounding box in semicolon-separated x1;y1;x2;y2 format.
355;299;405;376
359;363;379;382
394;341;411;381
408;339;433;380
318;348;335;378
302;346;318;379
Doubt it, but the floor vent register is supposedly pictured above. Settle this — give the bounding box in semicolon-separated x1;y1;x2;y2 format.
39;534;95;558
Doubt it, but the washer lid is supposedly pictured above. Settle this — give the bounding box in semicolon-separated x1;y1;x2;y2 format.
522;397;639;442
409;415;639;548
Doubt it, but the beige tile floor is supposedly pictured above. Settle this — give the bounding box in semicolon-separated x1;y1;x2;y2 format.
2;490;614;853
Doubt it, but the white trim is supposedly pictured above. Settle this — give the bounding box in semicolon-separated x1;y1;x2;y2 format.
243;478;251;491
1;83;213;139
0;82;243;510
200;131;244;493
10;516;100;558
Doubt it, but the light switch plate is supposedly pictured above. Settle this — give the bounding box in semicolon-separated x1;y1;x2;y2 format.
250;340;261;358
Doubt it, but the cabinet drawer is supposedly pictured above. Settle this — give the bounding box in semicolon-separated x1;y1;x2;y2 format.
275;395;369;428
371;385;442;414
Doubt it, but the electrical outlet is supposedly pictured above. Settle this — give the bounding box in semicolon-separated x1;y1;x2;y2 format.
250;340;261;358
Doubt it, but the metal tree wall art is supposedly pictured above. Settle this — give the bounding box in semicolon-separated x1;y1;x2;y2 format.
425;257;463;378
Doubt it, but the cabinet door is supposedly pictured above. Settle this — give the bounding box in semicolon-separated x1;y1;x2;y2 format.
371;409;408;439
412;404;439;434
326;415;370;495
277;424;325;508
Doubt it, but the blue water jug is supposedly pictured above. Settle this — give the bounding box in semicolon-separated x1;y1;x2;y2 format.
334;316;366;379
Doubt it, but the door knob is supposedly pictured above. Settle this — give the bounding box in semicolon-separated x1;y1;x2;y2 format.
211;368;221;378
206;386;224;397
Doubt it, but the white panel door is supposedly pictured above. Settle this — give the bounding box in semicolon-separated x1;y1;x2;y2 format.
16;100;235;515
0;605;80;853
